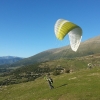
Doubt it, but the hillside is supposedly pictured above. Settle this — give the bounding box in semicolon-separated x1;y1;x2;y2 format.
0;53;100;85
0;35;100;99
0;67;100;100
9;36;100;67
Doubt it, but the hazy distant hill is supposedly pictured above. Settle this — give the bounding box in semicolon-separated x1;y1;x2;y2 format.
0;56;23;65
8;36;100;67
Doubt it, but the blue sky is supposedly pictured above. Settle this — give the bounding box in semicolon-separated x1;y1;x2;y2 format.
0;0;100;58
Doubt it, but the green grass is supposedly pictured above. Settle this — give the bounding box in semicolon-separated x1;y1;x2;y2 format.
0;68;100;100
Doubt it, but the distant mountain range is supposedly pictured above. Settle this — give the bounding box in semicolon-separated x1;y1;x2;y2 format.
8;35;100;67
0;56;23;65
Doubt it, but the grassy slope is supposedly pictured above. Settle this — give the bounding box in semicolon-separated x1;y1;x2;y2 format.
0;67;100;100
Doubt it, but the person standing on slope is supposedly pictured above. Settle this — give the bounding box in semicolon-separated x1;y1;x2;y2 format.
45;74;54;89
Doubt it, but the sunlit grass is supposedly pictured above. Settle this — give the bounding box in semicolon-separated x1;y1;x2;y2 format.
0;68;100;100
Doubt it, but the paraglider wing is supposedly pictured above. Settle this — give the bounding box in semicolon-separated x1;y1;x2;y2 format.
54;19;82;52
68;27;82;51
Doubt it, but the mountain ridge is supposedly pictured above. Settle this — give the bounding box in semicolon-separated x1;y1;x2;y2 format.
8;35;100;67
0;56;23;65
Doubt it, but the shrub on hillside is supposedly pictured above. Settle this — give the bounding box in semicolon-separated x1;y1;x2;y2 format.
65;69;70;73
53;70;60;76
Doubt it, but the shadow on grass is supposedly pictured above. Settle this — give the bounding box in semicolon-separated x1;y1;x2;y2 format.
55;83;68;89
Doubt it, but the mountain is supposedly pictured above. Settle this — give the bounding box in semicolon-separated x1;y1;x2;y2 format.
9;35;100;67
0;56;23;65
